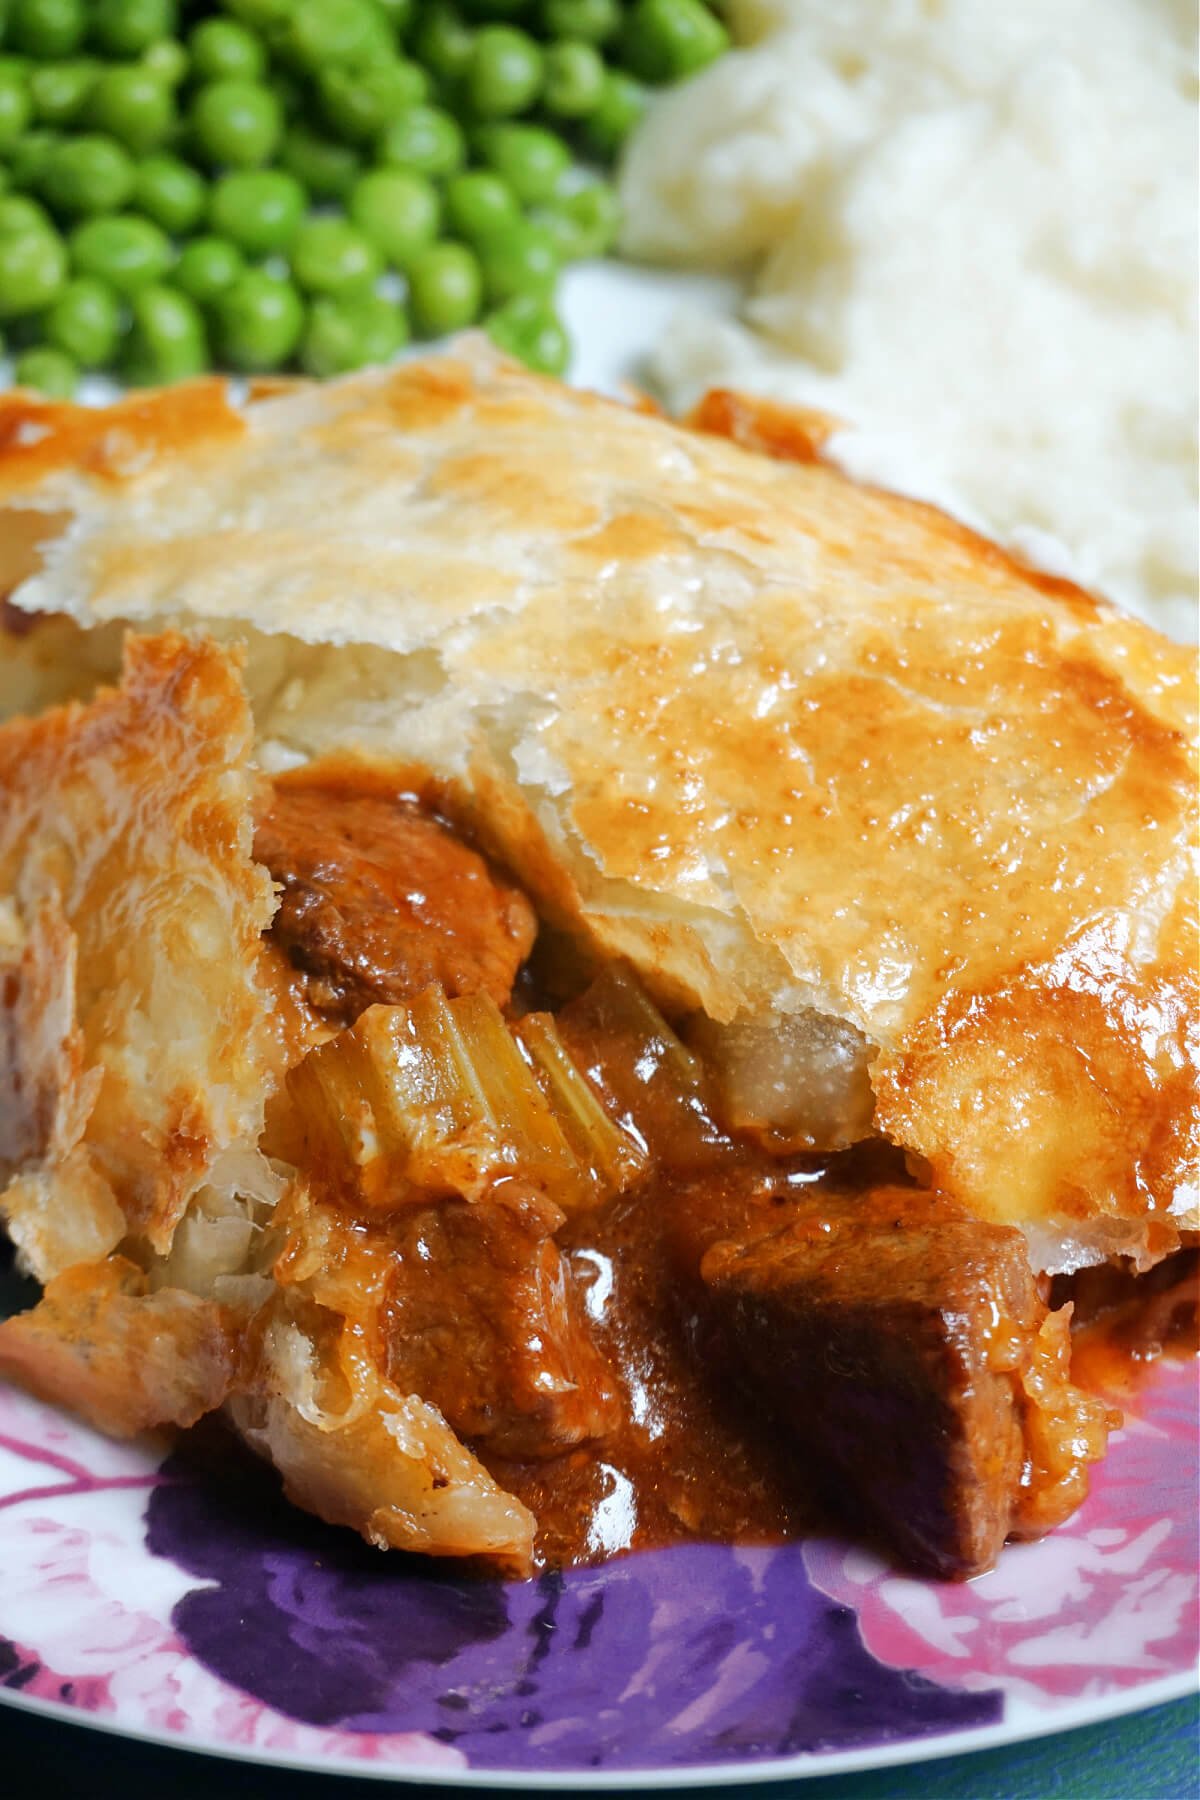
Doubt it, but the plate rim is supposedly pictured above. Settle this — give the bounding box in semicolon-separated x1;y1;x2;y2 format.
1;1666;1196;1788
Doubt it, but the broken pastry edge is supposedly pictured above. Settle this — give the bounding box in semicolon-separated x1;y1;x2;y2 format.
0;632;287;1270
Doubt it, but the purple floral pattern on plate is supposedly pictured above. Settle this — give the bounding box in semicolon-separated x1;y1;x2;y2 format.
143;1440;1000;1770
0;1357;1194;1779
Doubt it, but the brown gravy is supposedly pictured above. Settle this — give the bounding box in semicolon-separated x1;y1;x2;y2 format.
460;951;922;1569
487;1172;824;1567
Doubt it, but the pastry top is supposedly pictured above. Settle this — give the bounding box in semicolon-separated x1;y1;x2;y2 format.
0;342;1195;1269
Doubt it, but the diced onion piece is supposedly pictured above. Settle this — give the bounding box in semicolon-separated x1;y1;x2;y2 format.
1012;1307;1115;1537
230;1302;536;1573
288;985;642;1214
516;1011;648;1198
690;1007;876;1151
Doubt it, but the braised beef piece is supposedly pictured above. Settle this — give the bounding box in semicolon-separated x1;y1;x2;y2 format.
667;1170;1051;1580
255;781;536;1023
381;1186;620;1461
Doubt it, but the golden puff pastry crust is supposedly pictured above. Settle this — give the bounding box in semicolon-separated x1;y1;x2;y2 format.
0;633;282;1275
0;342;1195;1273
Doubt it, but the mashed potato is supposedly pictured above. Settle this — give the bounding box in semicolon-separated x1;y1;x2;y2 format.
620;0;1198;641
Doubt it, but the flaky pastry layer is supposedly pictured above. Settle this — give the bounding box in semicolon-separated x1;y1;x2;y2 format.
0;343;1195;1270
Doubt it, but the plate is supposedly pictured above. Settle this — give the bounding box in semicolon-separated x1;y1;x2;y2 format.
0;265;1196;1785
0;1330;1194;1786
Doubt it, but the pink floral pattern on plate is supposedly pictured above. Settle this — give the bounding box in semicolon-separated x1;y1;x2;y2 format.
804;1360;1199;1710
0;1383;464;1771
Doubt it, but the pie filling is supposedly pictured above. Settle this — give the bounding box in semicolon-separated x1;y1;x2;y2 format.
237;768;1126;1580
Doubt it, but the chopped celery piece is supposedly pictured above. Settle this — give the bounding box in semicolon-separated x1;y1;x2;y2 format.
582;964;704;1085
516;1011;647;1195
287;984;643;1213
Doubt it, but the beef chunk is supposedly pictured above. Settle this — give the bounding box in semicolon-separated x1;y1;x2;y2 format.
255;780;536;1024
381;1188;620;1462
676;1176;1057;1579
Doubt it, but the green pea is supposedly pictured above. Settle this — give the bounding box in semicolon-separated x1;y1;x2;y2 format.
541;40;604;117
531;181;619;259
89;0;176;57
187;17;266;84
478;219;558;305
212;268;304;371
7;130;59;193
9;0;86;58
289;215;381;297
406;239;481;337
443;169;518;244
69;213;172;295
621;0;728;82
0;227;67;317
318;59;429;144
190;80;282;170
0;195;52;237
485;292;568;374
133;153;206;235
43;274;121;367
285;0;391;72
349;168;439;270
280;124;359;200
27;59;96;128
540;0;619;44
123;282;208;385
209;168;304;256
0;69;32;152
140;37;188;86
300;290;409;377
40;135;136;219
87;67;175;154
14;344;78;396
465;25;543;118
174;233;244;305
411;5;474;84
475;123;569;205
378;106;465;179
582;70;646;158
